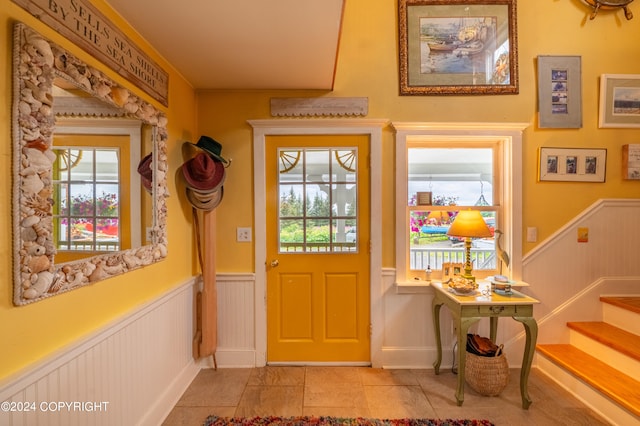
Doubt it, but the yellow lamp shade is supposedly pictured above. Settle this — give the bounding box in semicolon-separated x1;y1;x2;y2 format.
447;210;492;238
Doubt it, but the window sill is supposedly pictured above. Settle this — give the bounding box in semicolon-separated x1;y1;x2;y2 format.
395;280;436;294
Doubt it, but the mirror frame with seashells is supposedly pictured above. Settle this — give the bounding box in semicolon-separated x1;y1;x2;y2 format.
12;22;169;305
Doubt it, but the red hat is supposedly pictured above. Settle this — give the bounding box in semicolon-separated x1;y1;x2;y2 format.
137;153;153;193
181;152;225;192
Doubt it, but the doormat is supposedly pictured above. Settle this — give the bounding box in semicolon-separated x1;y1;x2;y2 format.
204;416;494;426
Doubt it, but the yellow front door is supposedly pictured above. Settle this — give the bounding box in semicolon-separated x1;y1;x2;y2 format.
265;134;370;363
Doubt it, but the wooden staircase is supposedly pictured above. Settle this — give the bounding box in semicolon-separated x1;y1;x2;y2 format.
537;297;640;426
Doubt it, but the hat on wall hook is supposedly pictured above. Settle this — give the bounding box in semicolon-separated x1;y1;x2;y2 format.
180;135;230;211
185;135;232;168
584;0;634;20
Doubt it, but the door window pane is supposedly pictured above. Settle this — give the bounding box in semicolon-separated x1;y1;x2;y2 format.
277;147;358;253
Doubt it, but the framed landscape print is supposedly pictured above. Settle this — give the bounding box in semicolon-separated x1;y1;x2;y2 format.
599;74;640;128
538;147;607;183
398;0;519;95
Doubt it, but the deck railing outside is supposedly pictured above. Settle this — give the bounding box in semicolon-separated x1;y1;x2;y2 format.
410;246;496;271
278;242;496;272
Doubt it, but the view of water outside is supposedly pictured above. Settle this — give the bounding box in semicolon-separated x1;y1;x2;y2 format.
407;147;496;271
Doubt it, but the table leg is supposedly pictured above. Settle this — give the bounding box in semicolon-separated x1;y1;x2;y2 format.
432;299;443;374
455;316;481;406
513;316;539;409
489;316;498;342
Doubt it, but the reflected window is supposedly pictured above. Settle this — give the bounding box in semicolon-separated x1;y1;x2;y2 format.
53;148;121;252
278;148;358;253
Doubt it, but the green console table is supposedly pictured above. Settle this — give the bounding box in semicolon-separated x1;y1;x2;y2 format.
431;281;539;409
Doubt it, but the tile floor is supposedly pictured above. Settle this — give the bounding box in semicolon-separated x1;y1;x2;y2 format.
163;366;610;426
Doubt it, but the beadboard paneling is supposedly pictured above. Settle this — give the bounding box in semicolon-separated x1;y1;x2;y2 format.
215;273;257;367
0;280;199;426
523;199;640;344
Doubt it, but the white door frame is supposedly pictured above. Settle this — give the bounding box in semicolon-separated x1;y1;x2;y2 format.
249;119;388;367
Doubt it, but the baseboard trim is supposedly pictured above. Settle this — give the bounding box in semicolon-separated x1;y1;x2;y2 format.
138;360;201;426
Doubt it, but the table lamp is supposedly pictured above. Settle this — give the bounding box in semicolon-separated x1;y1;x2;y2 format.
446;209;493;281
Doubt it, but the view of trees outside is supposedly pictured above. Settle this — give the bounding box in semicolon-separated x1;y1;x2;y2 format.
279;187;356;245
278;148;357;252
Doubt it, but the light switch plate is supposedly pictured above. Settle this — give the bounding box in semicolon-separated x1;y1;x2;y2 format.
237;227;252;242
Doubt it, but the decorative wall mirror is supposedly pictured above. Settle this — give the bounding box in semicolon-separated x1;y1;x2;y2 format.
12;23;169;305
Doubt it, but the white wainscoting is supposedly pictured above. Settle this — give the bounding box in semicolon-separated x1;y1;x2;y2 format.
214;200;640;370
378;268;453;369
523;198;640;345
215;273;257;368
0;279;199;426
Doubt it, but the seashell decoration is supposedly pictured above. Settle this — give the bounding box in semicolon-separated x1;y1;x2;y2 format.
12;23;169;306
28;255;51;273
25;138;48;152
23;147;55;172
28;244;46;256
21;174;45;195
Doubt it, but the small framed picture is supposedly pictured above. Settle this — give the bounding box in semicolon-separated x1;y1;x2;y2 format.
537;56;582;128
538;147;607;182
442;262;464;280
599;74;640;128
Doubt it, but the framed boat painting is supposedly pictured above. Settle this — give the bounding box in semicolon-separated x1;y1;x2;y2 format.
398;0;519;95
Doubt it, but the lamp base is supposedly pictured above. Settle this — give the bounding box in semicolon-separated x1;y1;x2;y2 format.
460;273;476;282
462;237;476;282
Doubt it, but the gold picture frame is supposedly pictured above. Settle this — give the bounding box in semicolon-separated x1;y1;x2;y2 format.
398;0;519;95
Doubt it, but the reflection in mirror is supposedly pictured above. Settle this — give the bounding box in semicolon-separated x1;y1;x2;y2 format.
51;115;154;262
12;23;168;305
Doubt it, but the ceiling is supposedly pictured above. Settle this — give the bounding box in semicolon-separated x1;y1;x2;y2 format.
106;0;345;90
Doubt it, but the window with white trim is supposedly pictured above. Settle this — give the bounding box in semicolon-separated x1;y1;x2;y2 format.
406;144;500;277
394;123;526;284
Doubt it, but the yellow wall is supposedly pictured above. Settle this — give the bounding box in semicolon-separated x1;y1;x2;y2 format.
0;0;198;380
199;0;640;272
2;0;639;383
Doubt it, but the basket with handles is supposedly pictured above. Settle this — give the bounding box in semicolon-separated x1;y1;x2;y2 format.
465;344;509;396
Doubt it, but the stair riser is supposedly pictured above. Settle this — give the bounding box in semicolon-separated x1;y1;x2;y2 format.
569;330;640;382
536;358;640;426
603;303;640;336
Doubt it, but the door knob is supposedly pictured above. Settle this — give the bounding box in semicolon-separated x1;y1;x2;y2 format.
270;259;279;267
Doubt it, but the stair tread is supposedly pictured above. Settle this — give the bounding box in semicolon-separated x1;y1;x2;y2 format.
537;343;640;417
567;321;640;362
600;296;640;315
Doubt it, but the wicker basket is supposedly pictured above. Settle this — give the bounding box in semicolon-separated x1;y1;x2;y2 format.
465;350;509;396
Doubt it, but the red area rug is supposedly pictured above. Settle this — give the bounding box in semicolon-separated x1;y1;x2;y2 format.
204;416;494;426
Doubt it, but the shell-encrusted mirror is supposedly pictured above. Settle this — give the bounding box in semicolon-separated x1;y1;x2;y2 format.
12;22;169;305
